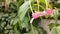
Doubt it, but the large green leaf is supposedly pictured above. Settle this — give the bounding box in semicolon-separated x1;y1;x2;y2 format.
20;17;30;28
17;0;24;9
57;0;60;3
17;1;31;29
51;26;60;34
18;1;29;21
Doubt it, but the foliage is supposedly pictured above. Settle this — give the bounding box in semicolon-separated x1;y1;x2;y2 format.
0;0;60;34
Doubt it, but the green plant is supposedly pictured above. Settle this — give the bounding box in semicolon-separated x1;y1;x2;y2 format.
0;0;60;34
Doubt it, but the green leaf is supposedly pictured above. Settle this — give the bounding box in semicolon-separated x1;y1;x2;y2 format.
17;0;24;9
49;23;55;30
39;0;52;9
57;0;60;3
20;17;30;28
18;1;29;21
51;9;59;19
39;0;45;4
12;17;19;25
51;26;60;34
23;29;39;34
17;1;30;29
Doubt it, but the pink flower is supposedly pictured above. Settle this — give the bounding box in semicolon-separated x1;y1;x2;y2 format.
32;12;40;19
32;8;54;19
46;8;52;15
52;9;56;14
40;11;47;16
32;11;47;19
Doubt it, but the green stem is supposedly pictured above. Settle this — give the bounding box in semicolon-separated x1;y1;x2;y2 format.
30;23;35;34
55;27;58;34
37;0;39;12
54;14;58;34
33;4;45;10
45;0;48;9
29;0;33;13
30;18;35;34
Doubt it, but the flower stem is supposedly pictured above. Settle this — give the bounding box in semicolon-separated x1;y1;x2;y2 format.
30;23;35;34
30;18;34;24
29;0;33;13
30;18;35;34
37;0;40;12
45;0;48;9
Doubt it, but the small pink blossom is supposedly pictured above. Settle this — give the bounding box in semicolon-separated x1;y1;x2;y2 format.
32;11;47;19
32;12;40;19
32;8;54;19
46;8;52;15
40;11;47;16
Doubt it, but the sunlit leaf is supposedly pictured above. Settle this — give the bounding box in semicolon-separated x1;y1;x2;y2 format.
18;1;29;21
51;26;60;34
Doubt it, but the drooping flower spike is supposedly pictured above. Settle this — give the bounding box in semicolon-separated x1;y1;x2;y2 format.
32;8;54;19
46;8;52;15
32;12;40;19
40;11;47;16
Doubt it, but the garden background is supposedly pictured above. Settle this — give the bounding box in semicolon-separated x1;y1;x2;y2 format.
0;0;60;34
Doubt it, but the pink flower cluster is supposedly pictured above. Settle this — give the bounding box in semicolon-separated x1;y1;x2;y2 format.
32;8;54;19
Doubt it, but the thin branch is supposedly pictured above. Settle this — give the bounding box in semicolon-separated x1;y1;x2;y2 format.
29;0;33;13
37;0;40;12
45;0;48;9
